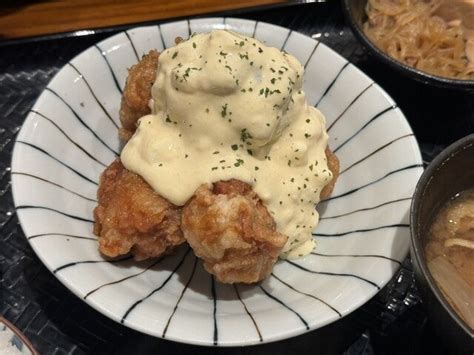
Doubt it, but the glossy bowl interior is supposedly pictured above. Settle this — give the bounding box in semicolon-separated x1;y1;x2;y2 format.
411;134;474;353
341;0;474;91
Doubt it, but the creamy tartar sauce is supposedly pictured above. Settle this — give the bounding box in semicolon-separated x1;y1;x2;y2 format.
121;30;332;258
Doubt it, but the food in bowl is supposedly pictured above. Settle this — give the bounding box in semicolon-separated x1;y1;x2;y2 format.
363;0;474;80
93;30;339;283
425;188;474;330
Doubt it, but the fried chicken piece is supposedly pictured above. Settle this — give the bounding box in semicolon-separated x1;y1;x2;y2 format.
119;50;159;140
181;179;288;284
93;159;185;260
321;147;340;199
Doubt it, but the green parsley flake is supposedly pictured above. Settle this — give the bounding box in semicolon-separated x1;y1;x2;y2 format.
234;158;244;167
221;104;228;118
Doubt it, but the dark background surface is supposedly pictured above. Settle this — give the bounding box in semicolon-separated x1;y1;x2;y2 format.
1;1;472;354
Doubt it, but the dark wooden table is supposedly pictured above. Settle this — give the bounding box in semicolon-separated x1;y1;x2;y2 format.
0;0;285;39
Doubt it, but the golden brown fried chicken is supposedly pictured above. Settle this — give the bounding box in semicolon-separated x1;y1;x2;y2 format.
99;48;339;279
181;179;288;284
321;147;340;199
93;159;185;260
119;50;159;140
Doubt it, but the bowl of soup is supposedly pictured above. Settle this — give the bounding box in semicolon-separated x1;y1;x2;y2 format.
341;0;474;91
411;134;474;354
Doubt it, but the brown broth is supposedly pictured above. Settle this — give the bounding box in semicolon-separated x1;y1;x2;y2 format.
424;189;474;328
425;189;474;288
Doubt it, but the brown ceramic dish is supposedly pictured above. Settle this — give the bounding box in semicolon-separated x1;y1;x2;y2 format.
341;0;474;91
410;134;474;354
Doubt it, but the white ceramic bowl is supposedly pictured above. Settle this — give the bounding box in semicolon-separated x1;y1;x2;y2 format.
11;18;423;346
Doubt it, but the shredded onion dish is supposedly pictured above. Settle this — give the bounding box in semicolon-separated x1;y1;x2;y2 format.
363;0;474;80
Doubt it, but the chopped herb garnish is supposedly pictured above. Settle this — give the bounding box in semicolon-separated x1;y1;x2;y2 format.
240;128;253;142
182;67;201;81
231;144;238;151
234;158;244;167
221;104;228;118
192;42;197;49
172;51;178;59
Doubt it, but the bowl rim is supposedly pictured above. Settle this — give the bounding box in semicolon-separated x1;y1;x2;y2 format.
340;0;474;91
0;316;38;355
410;134;474;339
